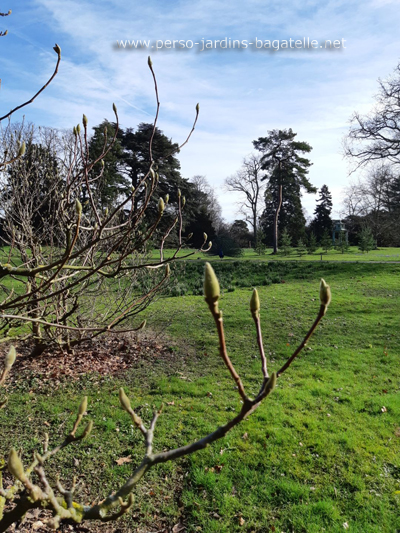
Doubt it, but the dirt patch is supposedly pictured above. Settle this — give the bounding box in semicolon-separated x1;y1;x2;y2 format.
1;332;184;385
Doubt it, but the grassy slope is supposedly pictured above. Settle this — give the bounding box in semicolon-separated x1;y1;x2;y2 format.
1;262;399;532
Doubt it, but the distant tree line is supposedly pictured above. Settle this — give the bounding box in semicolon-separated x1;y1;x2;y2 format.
6;58;400;259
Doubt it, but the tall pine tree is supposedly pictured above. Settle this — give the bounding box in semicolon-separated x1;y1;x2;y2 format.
253;129;315;253
310;185;333;242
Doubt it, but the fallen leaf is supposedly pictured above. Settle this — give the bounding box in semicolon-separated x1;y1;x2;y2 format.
115;456;132;465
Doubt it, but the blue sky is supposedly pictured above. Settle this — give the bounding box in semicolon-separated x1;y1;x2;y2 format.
2;0;400;221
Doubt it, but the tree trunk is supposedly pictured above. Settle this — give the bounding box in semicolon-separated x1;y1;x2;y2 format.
273;184;283;254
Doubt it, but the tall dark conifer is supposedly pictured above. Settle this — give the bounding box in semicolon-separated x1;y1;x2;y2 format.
254;129;315;252
310;185;333;241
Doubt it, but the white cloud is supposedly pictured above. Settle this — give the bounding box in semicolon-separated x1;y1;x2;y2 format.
3;0;400;221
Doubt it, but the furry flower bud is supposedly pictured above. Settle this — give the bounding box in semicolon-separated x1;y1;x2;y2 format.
119;388;131;412
320;279;331;308
5;346;16;370
250;288;260;316
75;199;82;216
8;449;26;482
17;142;26;157
158;197;165;215
263;372;277;397
82;114;88;128
78;396;88;416
82;420;93;439
204;262;220;307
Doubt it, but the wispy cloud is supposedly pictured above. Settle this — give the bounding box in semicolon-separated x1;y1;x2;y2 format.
2;0;400;220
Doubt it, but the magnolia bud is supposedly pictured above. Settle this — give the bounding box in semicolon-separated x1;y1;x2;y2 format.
165;264;170;276
78;396;88;416
204;262;220;307
158;198;165;215
17;142;26;157
177;189;181;198
250;288;260;315
320;279;331;308
263;372;277;397
119;388;131;412
82;114;88;128
53;43;61;56
203;233;208;242
182;196;186;207
82;420;93;439
104;207;109;216
148;56;153;68
165;194;169;204
77;124;81;135
150;168;156;179
5;346;16;370
101;159;105;167
75;199;82;216
73;126;77;136
8;449;26;482
208;241;212;248
196;103;200;114
112;103;117;115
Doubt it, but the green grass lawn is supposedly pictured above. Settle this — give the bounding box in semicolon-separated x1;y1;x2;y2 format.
149;246;400;262
1;261;400;532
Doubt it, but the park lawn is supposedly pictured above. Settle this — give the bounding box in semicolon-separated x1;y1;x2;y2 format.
0;261;399;532
148;246;400;262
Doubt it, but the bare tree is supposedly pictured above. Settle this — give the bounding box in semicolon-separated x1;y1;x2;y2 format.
190;175;223;232
225;154;266;243
341;164;399;245
0;266;332;531
0;51;209;356
345;62;400;171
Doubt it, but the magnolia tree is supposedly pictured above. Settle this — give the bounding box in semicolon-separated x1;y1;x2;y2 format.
0;265;331;530
0;48;209;357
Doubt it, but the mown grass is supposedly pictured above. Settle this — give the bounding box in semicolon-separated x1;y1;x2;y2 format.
1;261;400;532
150;246;400;262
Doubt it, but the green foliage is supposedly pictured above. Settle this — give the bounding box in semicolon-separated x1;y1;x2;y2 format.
335;230;350;254
254;230;267;255
254;128;316;250
280;228;292;256
296;238;307;256
310;185;333;241
307;232;318;254
358;226;375;253
320;228;333;253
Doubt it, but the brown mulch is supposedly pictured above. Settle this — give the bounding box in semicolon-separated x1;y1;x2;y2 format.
1;332;182;385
